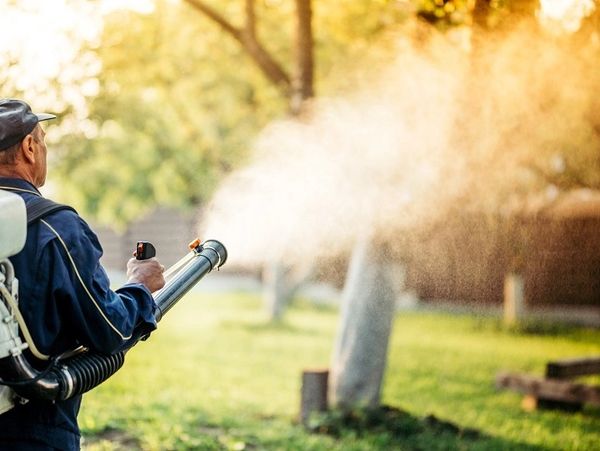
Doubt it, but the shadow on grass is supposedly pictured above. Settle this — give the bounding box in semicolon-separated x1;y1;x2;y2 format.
83;405;550;451
83;426;141;450
471;316;599;341
85;424;229;450
219;318;330;338
583;405;600;416
306;405;549;451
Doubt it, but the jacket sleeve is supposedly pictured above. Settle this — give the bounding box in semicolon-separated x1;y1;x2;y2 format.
38;212;157;354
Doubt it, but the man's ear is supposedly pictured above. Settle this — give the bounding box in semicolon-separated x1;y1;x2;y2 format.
20;134;36;164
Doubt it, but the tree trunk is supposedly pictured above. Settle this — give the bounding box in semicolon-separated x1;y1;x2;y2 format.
262;0;315;316
470;0;492;81
263;260;314;322
263;261;289;322
300;369;329;425
185;0;315;320
472;0;491;30
291;0;314;114
330;236;397;408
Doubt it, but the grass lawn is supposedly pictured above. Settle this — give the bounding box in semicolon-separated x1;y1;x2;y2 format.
80;292;600;450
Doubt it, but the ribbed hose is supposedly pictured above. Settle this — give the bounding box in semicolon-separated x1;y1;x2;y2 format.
55;351;125;399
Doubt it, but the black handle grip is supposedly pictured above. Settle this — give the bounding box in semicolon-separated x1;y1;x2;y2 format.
135;241;156;260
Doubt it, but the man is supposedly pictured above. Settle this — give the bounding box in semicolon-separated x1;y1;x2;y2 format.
0;99;165;450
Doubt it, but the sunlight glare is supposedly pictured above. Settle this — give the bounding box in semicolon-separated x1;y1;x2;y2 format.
0;0;155;96
539;0;596;32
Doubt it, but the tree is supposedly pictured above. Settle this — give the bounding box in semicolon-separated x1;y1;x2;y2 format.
183;0;314;114
180;0;311;322
180;0;318;320
330;237;397;407
53;2;288;225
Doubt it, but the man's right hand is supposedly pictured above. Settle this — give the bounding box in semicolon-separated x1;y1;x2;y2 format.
126;258;166;293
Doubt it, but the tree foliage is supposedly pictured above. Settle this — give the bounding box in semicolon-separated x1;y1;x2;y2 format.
46;0;600;227
53;2;289;225
51;0;410;225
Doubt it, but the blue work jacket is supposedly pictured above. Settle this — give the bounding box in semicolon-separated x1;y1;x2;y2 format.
0;177;158;450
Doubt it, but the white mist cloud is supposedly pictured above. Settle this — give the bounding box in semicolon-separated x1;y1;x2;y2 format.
540;0;595;32
201;25;600;269
201;37;467;266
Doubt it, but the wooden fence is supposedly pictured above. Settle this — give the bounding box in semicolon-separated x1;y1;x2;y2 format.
93;206;198;272
406;212;600;307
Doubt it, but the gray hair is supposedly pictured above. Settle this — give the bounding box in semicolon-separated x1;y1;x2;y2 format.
0;142;19;165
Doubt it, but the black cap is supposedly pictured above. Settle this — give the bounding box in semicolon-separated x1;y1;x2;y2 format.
0;99;56;151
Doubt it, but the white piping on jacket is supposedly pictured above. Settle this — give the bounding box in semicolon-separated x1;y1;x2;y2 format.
0;186;40;196
40;219;132;341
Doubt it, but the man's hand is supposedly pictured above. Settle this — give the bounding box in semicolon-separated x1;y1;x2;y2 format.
126;258;166;293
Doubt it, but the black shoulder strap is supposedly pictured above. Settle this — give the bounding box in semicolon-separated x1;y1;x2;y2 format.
26;197;77;225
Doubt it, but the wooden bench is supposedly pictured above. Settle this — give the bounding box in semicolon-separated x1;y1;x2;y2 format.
496;357;600;411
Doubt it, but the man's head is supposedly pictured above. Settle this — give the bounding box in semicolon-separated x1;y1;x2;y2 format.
0;99;56;187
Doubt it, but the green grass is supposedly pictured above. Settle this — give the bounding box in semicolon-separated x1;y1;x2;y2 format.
80;293;600;450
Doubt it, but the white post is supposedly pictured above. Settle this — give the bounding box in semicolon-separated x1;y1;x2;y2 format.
504;272;525;326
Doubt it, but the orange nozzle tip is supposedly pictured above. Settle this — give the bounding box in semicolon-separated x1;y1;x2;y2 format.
188;238;201;250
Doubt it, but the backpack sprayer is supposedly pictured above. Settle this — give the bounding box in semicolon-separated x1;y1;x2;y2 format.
0;190;227;409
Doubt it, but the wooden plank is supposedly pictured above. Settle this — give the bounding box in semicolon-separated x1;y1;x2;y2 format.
521;395;583;412
496;372;600;406
546;357;600;379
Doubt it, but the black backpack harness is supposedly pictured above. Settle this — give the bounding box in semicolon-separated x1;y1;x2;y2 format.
0;181;76;224
24;196;76;225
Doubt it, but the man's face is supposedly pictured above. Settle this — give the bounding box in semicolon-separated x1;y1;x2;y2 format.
31;124;48;187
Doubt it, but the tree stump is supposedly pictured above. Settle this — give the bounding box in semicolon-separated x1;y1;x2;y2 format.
300;369;329;426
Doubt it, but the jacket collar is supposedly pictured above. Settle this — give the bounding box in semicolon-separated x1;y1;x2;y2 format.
0;177;42;197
